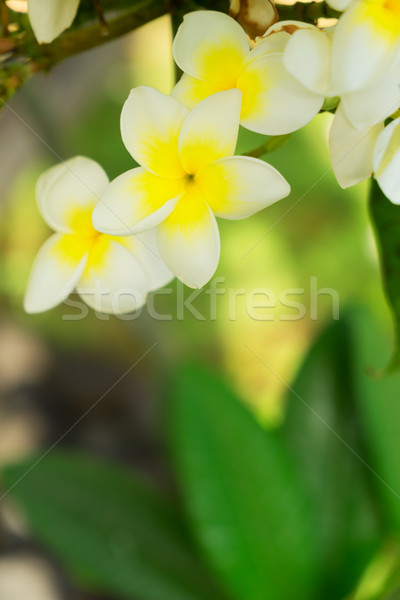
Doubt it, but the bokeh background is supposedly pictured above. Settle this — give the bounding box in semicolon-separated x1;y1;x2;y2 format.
1;11;400;600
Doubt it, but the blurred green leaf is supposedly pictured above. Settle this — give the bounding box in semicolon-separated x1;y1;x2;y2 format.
2;452;226;600
351;308;400;539
169;364;318;600
369;180;400;370
347;540;400;600
283;318;382;599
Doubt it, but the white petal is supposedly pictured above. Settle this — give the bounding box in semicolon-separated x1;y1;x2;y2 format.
326;0;352;10
329;104;383;188
92;168;183;236
28;0;80;43
237;52;324;135
284;28;333;96
196;156;290;219
341;66;400;130
373;117;400;204
121;229;174;291
171;74;220;111
262;20;316;37
24;233;88;313
246;31;291;64
331;0;400;92
178;89;242;174
173;10;250;86
157;186;220;288
37;156;109;234
77;239;149;314
120;86;188;179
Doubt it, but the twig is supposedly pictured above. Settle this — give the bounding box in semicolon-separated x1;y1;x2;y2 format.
1;0;9;37
244;134;291;158
93;0;109;36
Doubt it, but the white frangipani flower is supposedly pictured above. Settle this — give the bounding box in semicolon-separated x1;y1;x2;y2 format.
92;87;290;289
283;22;400;131
171;11;324;136
373;117;400;205
24;157;172;314
329;103;384;188
331;0;400;93
280;21;396;190
28;0;80;43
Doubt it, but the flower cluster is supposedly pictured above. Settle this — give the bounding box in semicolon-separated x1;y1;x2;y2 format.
24;2;400;315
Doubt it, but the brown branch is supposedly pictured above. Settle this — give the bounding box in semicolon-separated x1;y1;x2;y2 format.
0;1;338;104
93;0;109;35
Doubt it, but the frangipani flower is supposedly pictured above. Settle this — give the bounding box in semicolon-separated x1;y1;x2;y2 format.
28;0;80;43
331;0;400;93
280;21;397;189
373;117;400;205
171;11;324;136
24;157;172;314
283;22;400;131
92;87;290;288
329;103;383;188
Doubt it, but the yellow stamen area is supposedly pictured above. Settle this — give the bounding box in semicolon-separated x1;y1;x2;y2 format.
139;127;186;180
53;204;120;271
163;180;209;237
125;170;184;222
195;38;246;88
360;0;400;38
195;163;234;214
65;203;96;235
51;234;92;266
180;130;234;176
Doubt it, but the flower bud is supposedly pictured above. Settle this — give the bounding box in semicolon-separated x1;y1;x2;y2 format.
229;0;278;39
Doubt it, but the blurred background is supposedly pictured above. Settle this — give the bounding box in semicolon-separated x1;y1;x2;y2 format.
0;9;400;600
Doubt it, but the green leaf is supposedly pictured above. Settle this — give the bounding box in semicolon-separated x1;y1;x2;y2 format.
369;179;400;370
350;308;400;538
169;364;318;600
2;452;226;600
282;318;382;599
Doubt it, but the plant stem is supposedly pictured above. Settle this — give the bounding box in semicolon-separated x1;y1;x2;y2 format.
244;134;291;158
0;1;338;104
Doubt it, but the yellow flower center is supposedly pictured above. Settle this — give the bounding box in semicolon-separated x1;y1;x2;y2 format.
362;0;400;38
61;202;114;269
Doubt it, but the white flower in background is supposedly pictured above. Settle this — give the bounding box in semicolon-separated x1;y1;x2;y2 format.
277;20;398;189
326;0;352;10
329;103;383;188
331;0;400;93
92;87;290;289
24;157;172;314
171;11;324;136
27;0;80;43
282;21;400;131
373;117;400;205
